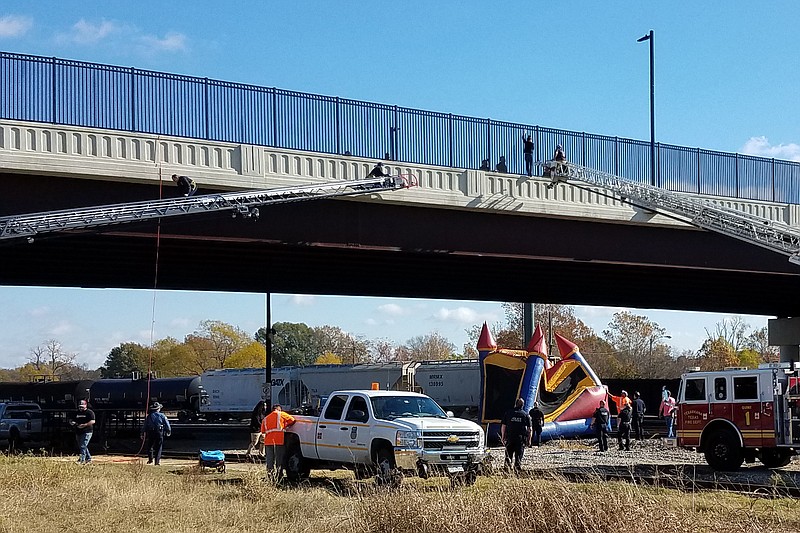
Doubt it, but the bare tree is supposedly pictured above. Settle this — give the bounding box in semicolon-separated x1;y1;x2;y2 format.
705;316;749;353
27;339;76;379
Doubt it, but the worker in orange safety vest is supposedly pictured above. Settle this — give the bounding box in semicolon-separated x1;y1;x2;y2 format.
260;404;296;479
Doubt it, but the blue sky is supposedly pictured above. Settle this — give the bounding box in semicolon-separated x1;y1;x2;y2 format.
0;1;792;369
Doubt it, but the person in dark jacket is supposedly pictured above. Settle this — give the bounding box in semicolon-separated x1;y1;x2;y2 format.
246;400;268;457
528;401;545;446
141;402;171;465
171;174;198;197
631;391;646;440
590;400;610;452
522;134;534;177
617;403;632;451
501;398;531;472
366;162;389;179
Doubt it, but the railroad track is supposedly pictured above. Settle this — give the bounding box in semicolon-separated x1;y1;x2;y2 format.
526;464;800;499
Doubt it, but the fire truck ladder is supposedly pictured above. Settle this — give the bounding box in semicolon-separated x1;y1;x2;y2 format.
541;161;800;265
0;175;415;241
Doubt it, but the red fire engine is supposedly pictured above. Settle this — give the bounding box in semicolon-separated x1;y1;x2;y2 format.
677;363;800;470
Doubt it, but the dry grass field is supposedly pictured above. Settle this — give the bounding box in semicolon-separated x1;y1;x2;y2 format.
1;454;800;533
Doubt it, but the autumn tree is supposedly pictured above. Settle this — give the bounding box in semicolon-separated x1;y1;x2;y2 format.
705;316;749;353
314;351;343;365
184;320;252;370
402;332;456;361
744;326;779;364
225;341;267;368
697;337;739;371
602;311;677;379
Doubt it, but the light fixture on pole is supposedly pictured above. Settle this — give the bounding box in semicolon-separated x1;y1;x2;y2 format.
637;29;655;186
648;333;672;358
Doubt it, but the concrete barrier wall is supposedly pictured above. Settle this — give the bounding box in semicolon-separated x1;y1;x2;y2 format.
1;119;795;228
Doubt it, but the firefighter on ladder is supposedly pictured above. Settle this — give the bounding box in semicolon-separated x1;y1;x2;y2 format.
260;404;296;480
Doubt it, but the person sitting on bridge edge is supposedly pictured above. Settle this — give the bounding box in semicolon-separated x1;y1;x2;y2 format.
261;404;296;481
495;155;508;173
171;174;198;197
141;401;171;465
501;397;531;473
522;133;534;177
479;158;490;171
366;162;390;179
546;144;568;187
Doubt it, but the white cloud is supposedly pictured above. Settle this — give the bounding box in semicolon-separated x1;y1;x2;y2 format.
377;303;407;317
49;320;73;336
28;306;50;317
433;306;498;324
140;32;187;52
290;294;315;306
169;317;190;328
63;19;119;44
0;15;33;38
741;136;800;162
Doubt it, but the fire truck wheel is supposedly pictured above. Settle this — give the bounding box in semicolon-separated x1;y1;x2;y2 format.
704;428;743;471
760;448;792;469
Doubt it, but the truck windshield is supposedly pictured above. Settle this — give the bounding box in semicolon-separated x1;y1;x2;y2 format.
371;396;448;420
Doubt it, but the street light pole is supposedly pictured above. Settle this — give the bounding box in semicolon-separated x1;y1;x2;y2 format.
648;333;671;376
637;29;655;186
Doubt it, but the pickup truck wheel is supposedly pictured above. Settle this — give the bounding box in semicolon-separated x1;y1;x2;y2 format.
450;469;478;488
374;448;402;488
704;428;744;471
284;444;310;482
760;448;793;468
8;428;22;453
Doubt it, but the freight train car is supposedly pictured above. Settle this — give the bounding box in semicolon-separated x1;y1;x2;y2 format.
413;359;480;418
297;362;414;405
200;367;307;420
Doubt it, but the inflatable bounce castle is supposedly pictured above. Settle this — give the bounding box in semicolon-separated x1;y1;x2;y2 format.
478;322;608;441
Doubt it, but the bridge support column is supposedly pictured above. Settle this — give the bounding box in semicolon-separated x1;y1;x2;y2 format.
768;318;800;363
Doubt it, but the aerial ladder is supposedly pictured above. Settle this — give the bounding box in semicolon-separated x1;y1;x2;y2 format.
0;174;415;242
541;160;800;265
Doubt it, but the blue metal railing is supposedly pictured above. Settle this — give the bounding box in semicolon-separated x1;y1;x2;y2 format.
2;51;799;204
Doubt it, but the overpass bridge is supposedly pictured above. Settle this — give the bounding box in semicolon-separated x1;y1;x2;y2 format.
1;118;799;323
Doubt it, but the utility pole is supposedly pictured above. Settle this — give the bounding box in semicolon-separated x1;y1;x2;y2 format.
637;29;656;186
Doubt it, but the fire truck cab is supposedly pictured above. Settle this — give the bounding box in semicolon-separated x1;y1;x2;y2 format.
677;363;799;470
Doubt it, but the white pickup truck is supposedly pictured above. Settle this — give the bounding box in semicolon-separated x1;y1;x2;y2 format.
0;402;44;451
284;390;488;486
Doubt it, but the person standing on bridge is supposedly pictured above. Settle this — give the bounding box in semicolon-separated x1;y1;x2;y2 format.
141;402;171;466
522;134;535;177
171;174;198;197
261;404;296;480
